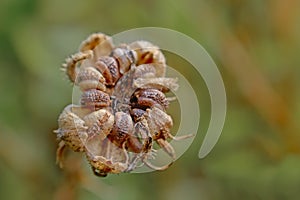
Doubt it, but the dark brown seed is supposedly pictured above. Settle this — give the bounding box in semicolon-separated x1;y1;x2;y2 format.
76;67;106;91
130;108;146;122
111;48;136;74
95;56;120;86
109;112;133;146
130;88;169;110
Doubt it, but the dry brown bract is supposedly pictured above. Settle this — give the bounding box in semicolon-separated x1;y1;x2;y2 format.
55;32;192;177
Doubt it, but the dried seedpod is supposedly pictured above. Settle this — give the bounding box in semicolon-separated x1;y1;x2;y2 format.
55;32;191;176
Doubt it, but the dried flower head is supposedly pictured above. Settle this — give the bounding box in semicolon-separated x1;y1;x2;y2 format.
55;32;192;176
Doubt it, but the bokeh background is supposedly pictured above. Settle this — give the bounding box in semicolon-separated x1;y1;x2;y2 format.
1;0;300;199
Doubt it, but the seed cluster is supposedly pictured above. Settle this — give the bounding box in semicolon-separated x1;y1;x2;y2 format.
54;33;191;177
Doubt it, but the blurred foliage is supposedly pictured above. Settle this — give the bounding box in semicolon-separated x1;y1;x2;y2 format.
1;0;300;200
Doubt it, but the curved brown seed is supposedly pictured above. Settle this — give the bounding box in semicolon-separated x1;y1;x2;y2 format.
109;112;134;146
111;47;137;74
81;89;110;109
95;56;120;86
76;67;106;91
130;88;169;110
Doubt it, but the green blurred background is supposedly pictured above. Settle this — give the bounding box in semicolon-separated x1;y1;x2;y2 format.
1;0;300;199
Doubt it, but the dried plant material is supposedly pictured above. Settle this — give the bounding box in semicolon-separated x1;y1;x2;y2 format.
54;32;191;176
